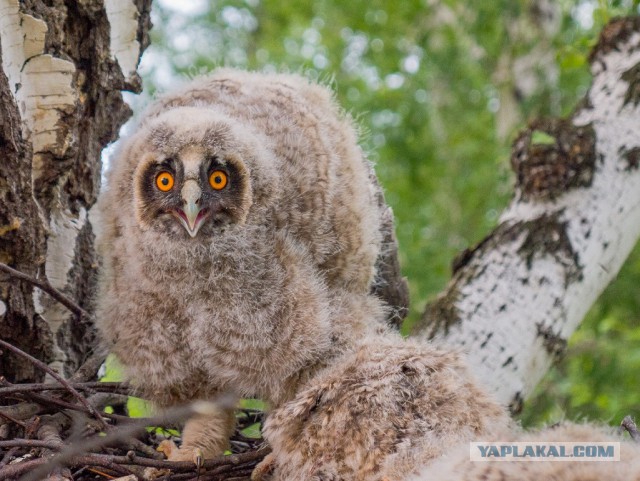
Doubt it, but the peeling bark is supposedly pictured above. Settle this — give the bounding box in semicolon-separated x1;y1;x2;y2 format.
0;0;151;381
415;17;640;412
371;170;410;327
511;120;596;201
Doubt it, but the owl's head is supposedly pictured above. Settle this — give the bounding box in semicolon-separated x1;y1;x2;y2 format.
123;107;273;240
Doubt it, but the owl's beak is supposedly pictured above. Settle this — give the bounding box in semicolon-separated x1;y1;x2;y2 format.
175;180;207;238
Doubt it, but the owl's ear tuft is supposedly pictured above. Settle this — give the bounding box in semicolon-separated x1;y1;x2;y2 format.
202;123;232;149
149;122;173;149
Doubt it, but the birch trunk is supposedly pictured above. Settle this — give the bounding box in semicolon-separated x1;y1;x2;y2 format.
414;17;640;413
0;0;151;382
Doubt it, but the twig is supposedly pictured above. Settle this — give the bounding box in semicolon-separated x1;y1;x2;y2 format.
54;447;271;472
125;438;165;460
0;410;28;428
0;382;130;397
20;399;237;481
70;351;108;383
0;447;19;468
621;415;640;442
0;263;89;319
11;389;128;424
0;439;63;450
71;454;136;477
0;401;42;424
0;396;135;432
37;414;67;450
0;457;48;479
204;467;257;481
0;339;109;433
0;455;136;480
86;466;124;479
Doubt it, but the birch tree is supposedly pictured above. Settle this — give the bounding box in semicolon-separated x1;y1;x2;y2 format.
415;17;640;413
0;0;151;382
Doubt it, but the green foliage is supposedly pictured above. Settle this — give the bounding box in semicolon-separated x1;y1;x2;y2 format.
143;0;640;427
531;130;557;145
101;355;154;418
239;399;264;438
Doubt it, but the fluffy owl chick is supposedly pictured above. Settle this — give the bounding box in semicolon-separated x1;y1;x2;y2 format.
413;422;640;481
96;70;398;461
261;333;511;481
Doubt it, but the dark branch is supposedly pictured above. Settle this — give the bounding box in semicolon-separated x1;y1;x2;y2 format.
0;262;90;319
0;438;65;450
0;339;108;432
0;357;269;481
69;350;108;383
0;381;130;397
621;415;640;442
0;410;27;428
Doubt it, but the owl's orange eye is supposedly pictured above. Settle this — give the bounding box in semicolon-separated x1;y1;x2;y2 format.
209;170;228;190
156;172;174;192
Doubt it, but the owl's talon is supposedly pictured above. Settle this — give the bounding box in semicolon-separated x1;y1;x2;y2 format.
193;447;204;470
158;440;205;470
157;439;178;458
251;453;275;481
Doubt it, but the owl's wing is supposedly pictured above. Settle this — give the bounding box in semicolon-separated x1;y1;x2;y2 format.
369;171;410;329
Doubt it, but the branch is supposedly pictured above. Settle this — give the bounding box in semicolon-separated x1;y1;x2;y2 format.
414;17;640;412
16;398;263;481
0;339;108;432
0;439;63;449
0;410;27;428
0;262;90;319
1;388;134;425
0;381;130;397
69;350;108;383
621;415;640;442
0;402;41;424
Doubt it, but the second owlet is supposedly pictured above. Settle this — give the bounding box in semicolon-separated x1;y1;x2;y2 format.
95;69;410;461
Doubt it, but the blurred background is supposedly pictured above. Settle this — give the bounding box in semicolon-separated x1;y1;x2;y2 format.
126;0;640;427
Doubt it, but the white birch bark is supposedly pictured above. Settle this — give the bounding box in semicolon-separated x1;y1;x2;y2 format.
416;19;640;411
0;0;150;380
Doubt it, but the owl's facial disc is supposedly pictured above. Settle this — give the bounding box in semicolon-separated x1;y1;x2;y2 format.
172;179;210;238
136;145;249;238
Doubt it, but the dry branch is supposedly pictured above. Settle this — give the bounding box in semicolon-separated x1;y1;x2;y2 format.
621;415;640;442
0;339;108;432
415;16;640;412
0;382;130;397
0;340;268;481
0;262;90;320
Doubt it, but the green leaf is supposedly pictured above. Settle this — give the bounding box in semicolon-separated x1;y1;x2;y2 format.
531;130;556;146
100;354;153;418
239;398;265;410
241;422;262;439
100;354;124;382
128;396;154;418
559;50;586;70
